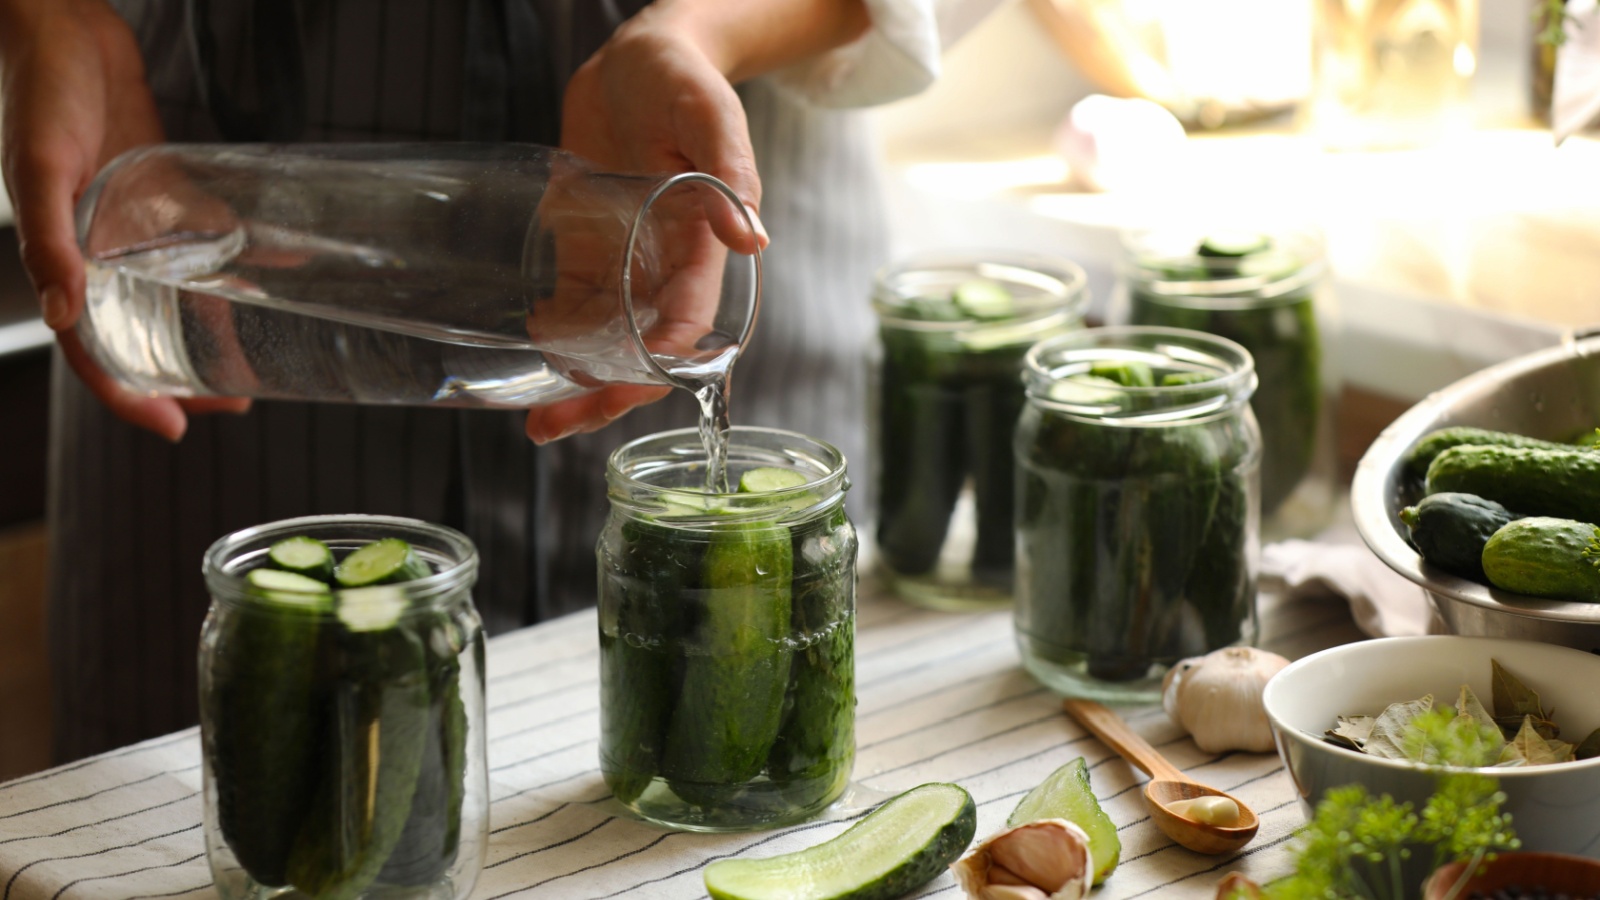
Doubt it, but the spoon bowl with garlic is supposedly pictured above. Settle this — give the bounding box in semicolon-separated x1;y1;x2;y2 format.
1063;698;1260;855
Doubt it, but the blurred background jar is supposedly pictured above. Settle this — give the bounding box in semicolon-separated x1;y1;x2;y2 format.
597;427;856;832
1014;327;1261;703
1119;227;1339;542
200;515;488;900
869;252;1088;612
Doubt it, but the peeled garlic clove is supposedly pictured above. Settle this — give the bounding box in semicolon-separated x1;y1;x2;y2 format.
950;819;1094;900
1162;647;1289;753
1166;795;1242;827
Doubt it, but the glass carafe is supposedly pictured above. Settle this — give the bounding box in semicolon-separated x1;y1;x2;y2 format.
76;143;760;407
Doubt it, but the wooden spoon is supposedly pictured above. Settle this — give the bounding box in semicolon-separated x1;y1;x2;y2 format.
1063;698;1259;855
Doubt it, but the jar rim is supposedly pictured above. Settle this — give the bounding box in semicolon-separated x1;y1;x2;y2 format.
872;249;1090;331
606;426;848;525
1121;228;1325;307
1023;325;1258;424
203;514;479;609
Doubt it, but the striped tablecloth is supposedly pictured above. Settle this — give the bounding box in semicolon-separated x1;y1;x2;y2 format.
0;585;1366;900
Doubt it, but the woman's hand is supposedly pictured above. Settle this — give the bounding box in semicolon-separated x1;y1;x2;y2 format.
1;0;247;441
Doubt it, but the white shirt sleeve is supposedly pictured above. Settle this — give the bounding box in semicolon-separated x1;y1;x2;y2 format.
765;0;1006;109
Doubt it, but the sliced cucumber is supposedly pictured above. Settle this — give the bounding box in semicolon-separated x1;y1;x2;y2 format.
738;467;809;494
953;280;1015;320
1006;758;1121;885
1198;232;1269;258
268;536;335;582
247;568;335;608
337;586;410;632
1161;371;1214;387
1090;360;1155;388
703;783;976;900
335;539;432;588
905;297;965;322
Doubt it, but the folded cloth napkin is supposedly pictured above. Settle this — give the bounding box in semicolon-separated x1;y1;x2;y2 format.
1259;504;1446;638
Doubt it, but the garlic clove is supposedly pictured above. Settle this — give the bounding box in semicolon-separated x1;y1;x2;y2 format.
1166;795;1242;827
951;819;1094;900
1162;647;1289;754
981;886;1052;900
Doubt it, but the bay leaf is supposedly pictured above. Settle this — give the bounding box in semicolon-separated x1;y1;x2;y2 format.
1331;715;1376;748
1499;715;1578;767
1491;659;1547;721
1456;684;1497;732
1577;727;1600;761
1494;714;1560;741
1323;730;1360;752
1364;695;1434;760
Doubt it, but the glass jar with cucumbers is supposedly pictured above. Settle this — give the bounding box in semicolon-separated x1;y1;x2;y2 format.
1121;228;1338;541
1014;327;1262;703
870;252;1088;611
199;515;488;900
598;427;857;831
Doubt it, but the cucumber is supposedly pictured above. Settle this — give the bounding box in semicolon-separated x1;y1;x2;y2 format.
598;515;699;804
740;467;808;494
953;279;1014;320
285;620;431;900
702;783;976;900
661;520;794;802
1006;758;1120;885
1399;492;1515;581
1198;232;1269;258
766;507;856;808
268;536;336;582
1405;427;1588;479
335;538;433;588
1482;517;1600;601
875;328;966;576
377;612;473;886
1090;360;1155;388
206;578;332;887
1426;446;1600;524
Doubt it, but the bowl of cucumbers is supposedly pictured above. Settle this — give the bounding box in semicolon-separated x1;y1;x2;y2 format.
1352;333;1600;651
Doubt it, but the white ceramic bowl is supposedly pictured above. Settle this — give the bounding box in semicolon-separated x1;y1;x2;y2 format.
1263;635;1600;857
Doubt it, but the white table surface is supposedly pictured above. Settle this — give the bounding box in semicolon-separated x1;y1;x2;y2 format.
0;581;1365;900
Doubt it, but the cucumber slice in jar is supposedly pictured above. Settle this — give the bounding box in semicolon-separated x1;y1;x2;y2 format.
1197;232;1269;258
738;467;808;494
267;536;335;582
246;568;335;607
703;783;976;900
335;538;433;587
952;279;1014;320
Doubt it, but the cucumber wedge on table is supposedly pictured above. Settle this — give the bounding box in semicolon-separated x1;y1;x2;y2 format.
661;520;794;803
704;783;977;900
285;598;431;900
207;573;333;887
1007;758;1121;885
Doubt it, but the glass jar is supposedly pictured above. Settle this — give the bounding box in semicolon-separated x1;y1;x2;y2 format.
200;515;488;900
598;427;856;831
1014;327;1262;703
870;252;1088;611
1120;229;1338;542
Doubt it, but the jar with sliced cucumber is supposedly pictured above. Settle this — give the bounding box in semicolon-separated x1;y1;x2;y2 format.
199;515;488;900
1014;328;1262;702
870;252;1088;611
1120;228;1338;541
598;427;857;831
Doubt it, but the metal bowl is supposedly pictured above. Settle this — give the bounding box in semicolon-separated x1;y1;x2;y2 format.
1352;334;1600;651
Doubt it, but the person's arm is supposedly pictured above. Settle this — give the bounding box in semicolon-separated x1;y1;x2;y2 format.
0;0;247;441
525;0;867;444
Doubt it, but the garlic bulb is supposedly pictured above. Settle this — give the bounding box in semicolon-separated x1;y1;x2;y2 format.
1161;647;1289;753
950;819;1093;900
